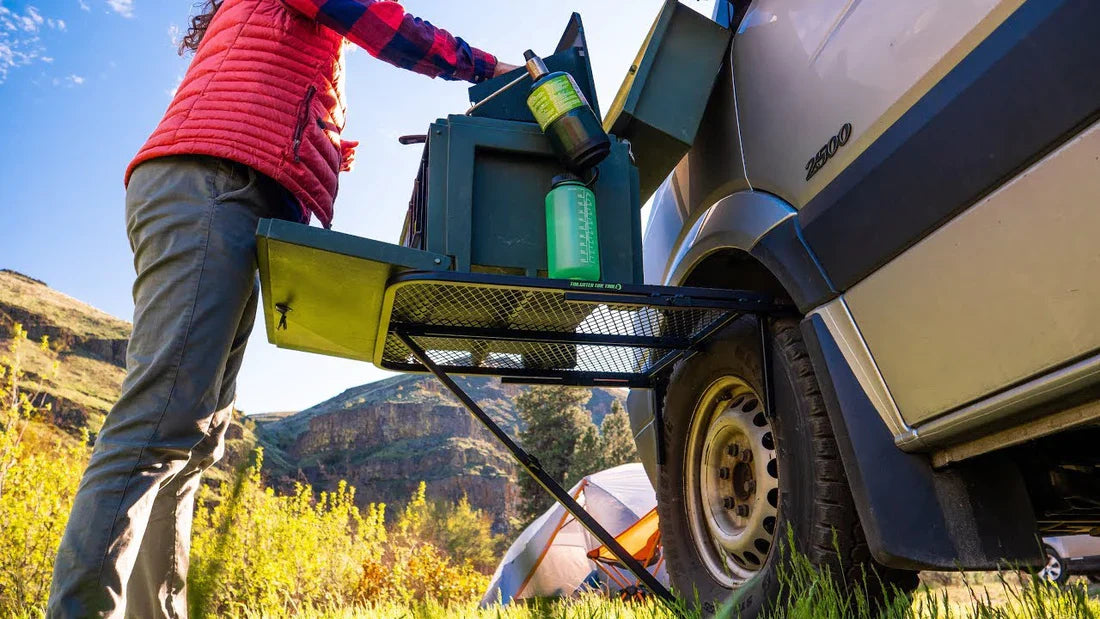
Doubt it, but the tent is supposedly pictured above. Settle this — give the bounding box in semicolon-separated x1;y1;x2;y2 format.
481;463;669;606
586;506;664;599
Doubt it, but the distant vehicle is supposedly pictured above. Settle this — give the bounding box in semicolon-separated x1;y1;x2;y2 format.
626;0;1100;615
1040;536;1100;585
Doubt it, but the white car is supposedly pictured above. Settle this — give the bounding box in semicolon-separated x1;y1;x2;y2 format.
1040;536;1100;585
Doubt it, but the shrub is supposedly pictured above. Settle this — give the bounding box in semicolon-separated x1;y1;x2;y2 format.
426;495;504;573
188;462;496;616
0;325;89;614
353;482;491;608
188;448;385;617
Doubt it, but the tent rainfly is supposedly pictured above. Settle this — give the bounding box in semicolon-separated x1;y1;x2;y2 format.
481;463;669;606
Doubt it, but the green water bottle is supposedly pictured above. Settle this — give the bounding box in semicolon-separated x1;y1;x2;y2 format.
524;50;611;172
546;174;600;281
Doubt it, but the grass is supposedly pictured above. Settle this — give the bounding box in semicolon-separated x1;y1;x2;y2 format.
4;582;1095;619
16;341;124;420
170;579;1100;619
228;596;686;619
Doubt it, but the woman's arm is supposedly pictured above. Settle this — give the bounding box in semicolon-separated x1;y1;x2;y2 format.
282;0;499;83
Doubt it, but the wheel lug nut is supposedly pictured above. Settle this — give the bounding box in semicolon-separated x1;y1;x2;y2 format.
735;504;750;517
727;444;739;457
744;479;756;494
718;467;730;479
739;450;753;463
723;496;735;509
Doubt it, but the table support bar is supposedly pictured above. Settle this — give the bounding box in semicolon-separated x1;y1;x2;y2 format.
397;333;679;608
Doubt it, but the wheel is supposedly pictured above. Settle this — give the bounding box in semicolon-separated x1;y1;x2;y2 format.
1038;545;1070;585
656;317;919;616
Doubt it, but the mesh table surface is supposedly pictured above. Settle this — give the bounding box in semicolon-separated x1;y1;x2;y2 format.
378;272;781;386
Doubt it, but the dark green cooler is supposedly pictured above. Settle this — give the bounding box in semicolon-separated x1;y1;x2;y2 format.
399;114;642;284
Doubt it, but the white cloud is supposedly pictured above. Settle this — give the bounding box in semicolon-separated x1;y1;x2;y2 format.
0;5;46;83
25;7;44;28
78;0;91;11
0;5;71;84
106;0;134;18
165;72;183;97
51;73;85;87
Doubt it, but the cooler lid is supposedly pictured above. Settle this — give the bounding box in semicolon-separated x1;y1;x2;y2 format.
604;1;731;200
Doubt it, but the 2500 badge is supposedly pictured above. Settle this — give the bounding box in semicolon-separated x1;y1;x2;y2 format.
804;123;852;181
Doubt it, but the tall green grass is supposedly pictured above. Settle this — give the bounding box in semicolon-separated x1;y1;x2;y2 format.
185;576;1100;619
182;549;1100;619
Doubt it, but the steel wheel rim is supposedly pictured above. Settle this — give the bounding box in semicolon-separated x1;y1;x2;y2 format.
685;375;780;587
1040;553;1063;582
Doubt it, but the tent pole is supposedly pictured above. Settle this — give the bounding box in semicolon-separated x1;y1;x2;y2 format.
398;333;679;608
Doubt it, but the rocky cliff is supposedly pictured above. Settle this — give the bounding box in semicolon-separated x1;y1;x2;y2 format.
253;374;625;530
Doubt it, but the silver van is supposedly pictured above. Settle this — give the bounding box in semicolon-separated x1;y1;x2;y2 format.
627;0;1100;613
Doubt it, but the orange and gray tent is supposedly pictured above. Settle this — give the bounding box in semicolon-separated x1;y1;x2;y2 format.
480;463;669;606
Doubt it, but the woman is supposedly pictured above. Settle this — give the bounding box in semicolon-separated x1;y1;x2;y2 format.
48;1;516;616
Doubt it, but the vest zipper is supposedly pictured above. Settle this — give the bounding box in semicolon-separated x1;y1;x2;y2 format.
293;85;317;163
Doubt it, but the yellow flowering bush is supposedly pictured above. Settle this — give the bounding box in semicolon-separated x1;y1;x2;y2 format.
353;482;491;607
0;325;88;614
187;460;497;616
0;328;499;617
188;448;386;616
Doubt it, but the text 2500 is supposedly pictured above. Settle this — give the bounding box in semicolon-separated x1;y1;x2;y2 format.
804;123;852;182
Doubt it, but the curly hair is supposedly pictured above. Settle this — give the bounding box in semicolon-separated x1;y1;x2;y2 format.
178;0;223;55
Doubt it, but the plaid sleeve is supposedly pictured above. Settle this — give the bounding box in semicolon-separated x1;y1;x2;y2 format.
282;0;498;83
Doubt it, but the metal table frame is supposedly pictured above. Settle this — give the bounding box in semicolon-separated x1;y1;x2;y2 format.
377;271;791;608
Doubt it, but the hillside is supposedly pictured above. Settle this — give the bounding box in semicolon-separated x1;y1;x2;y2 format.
253;374;625;530
0;269;129;432
0;269;257;482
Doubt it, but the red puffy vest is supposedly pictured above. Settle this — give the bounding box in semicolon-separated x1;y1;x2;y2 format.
126;0;347;227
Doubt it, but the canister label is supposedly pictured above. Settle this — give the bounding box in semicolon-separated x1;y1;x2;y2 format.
527;74;586;131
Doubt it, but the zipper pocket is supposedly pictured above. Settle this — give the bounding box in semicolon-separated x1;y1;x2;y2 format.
292;85;317;163
316;118;342;134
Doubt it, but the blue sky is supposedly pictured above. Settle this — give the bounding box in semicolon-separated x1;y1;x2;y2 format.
0;0;713;413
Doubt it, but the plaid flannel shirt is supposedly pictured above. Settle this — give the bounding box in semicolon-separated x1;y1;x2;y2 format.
282;0;498;83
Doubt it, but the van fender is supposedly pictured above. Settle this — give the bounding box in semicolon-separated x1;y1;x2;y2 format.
659;190;835;311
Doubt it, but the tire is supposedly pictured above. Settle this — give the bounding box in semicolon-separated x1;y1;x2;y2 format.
1088;574;1100;585
657;317;918;616
1039;545;1070;585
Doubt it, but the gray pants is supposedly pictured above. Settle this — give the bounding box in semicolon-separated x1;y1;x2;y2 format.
48;155;297;618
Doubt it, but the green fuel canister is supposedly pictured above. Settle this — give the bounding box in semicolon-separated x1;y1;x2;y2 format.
546;174;600;281
524;50;611;172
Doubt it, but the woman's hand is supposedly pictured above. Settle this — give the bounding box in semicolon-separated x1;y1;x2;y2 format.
340;140;359;172
493;61;521;78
